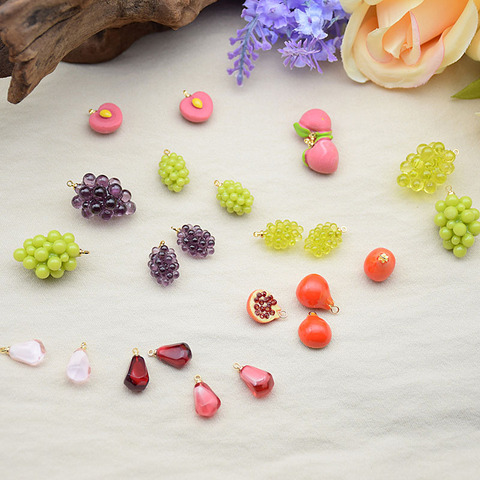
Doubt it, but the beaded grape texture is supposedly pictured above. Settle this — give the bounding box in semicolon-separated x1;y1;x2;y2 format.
158;151;190;192
148;243;180;286
397;142;456;194
71;173;136;220
434;193;480;258
258;220;303;249
174;224;215;257
304;222;343;257
13;230;82;279
215;180;254;215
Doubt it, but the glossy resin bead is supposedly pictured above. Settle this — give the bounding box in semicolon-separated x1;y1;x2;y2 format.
1;340;46;366
364;248;396;281
397;142;456;194
235;364;274;398
173;225;215;257
298;312;332;349
180;91;213;123
296;274;339;313
149;343;192;368
304;223;345;257
194;376;221;417
66;343;91;383
158;150;190;192
89;103;123;134
124;350;149;392
254;220;303;250
215;180;253;215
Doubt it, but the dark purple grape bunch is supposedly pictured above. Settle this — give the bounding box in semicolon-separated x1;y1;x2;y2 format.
148;242;180;286
173;224;215;258
70;173;136;221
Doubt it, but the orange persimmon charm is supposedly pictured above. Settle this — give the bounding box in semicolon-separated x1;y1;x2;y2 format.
364;248;395;282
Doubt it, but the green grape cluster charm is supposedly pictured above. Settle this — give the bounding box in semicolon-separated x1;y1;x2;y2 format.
158;149;190;192
13;230;88;279
304;223;345;257
397;142;456;194
215;180;254;215
254;220;303;250
434;189;480;258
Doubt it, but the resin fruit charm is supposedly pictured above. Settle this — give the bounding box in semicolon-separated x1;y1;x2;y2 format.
234;363;274;398
364;248;396;282
194;376;221;417
89;103;122;134
13;230;87;279
434;190;480;258
294;109;339;174
247;289;283;323
180;90;213;123
397;142;456;194
1;340;46;366
69;173;136;220
298;312;332;349
124;349;149;392
66;342;91;383
254;220;303;250
158;150;190;192
149;343;192;368
215;180;254;215
173;224;215;257
296;274;338;313
148;242;180;286
304;223;344;257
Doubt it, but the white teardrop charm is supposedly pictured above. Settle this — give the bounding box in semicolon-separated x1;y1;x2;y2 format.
66;343;91;383
8;339;46;366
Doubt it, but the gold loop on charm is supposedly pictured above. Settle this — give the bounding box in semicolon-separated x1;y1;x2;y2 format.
213;180;222;187
79;249;90;255
279;310;287;319
304;133;317;148
329;305;340;314
66;180;78;189
80;342;87;351
453;149;459;156
445;185;455;195
340;226;347;233
148;349;156;357
0;346;10;355
171;226;181;233
253;231;265;238
159;240;165;247
233;363;243;371
183;90;191;98
163;149;171;156
88;109;96;115
194;375;202;384
132;348;139;356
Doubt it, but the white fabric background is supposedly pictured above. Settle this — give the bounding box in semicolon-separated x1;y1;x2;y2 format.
1;1;480;478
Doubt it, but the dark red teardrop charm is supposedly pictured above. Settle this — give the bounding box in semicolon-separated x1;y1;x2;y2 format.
156;343;192;368
239;365;274;398
124;354;149;392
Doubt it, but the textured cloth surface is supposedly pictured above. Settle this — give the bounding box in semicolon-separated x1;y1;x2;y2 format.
1;2;479;479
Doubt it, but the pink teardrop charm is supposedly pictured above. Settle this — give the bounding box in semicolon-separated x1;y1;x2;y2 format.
5;339;46;366
66;343;91;383
193;376;221;417
236;364;274;398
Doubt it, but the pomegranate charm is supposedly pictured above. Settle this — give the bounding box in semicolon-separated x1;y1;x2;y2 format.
294;109;339;174
246;289;285;324
296;274;339;313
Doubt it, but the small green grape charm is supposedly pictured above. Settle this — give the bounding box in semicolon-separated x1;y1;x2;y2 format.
254;220;303;249
304;223;345;257
215;180;253;215
158;149;190;192
434;189;480;258
397;142;456;194
13;230;88;279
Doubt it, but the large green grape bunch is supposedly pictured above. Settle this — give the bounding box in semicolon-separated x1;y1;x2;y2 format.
260;220;303;249
215;180;254;215
158;150;190;192
13;230;82;279
397;142;456;194
304;222;343;257
434;194;480;258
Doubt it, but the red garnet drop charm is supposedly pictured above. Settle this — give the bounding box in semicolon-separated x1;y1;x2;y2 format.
296;274;339;313
234;363;274;398
193;375;221;418
124;348;149;392
148;343;192;368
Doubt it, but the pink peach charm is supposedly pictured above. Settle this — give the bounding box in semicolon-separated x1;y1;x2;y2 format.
180;90;213;123
294;108;339;175
89;103;123;134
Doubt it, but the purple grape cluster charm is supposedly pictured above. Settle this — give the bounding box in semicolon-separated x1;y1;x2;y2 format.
148;242;180;286
174;224;215;258
70;173;136;220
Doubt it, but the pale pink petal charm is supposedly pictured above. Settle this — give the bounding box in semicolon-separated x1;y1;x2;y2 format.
235;364;274;398
193;376;221;418
66;343;91;383
7;339;46;366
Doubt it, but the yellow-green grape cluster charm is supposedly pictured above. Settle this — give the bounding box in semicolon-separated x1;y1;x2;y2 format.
13;230;88;279
158;150;190;192
397;142;457;194
215;180;253;215
434;188;480;258
254;220;303;249
304;223;345;257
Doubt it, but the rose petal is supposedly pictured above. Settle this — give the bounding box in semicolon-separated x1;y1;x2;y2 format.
382;12;411;58
377;0;423;28
341;0;383;14
400;12;421;65
366;27;392;62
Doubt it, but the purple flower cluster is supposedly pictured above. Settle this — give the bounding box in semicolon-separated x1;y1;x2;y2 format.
228;0;349;85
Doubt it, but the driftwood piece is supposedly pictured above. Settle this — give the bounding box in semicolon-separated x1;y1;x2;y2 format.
0;0;217;103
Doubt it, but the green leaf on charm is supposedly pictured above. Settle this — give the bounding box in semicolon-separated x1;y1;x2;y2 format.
293;123;311;138
452;78;480;99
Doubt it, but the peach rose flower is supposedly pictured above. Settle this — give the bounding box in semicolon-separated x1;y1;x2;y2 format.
340;0;479;88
